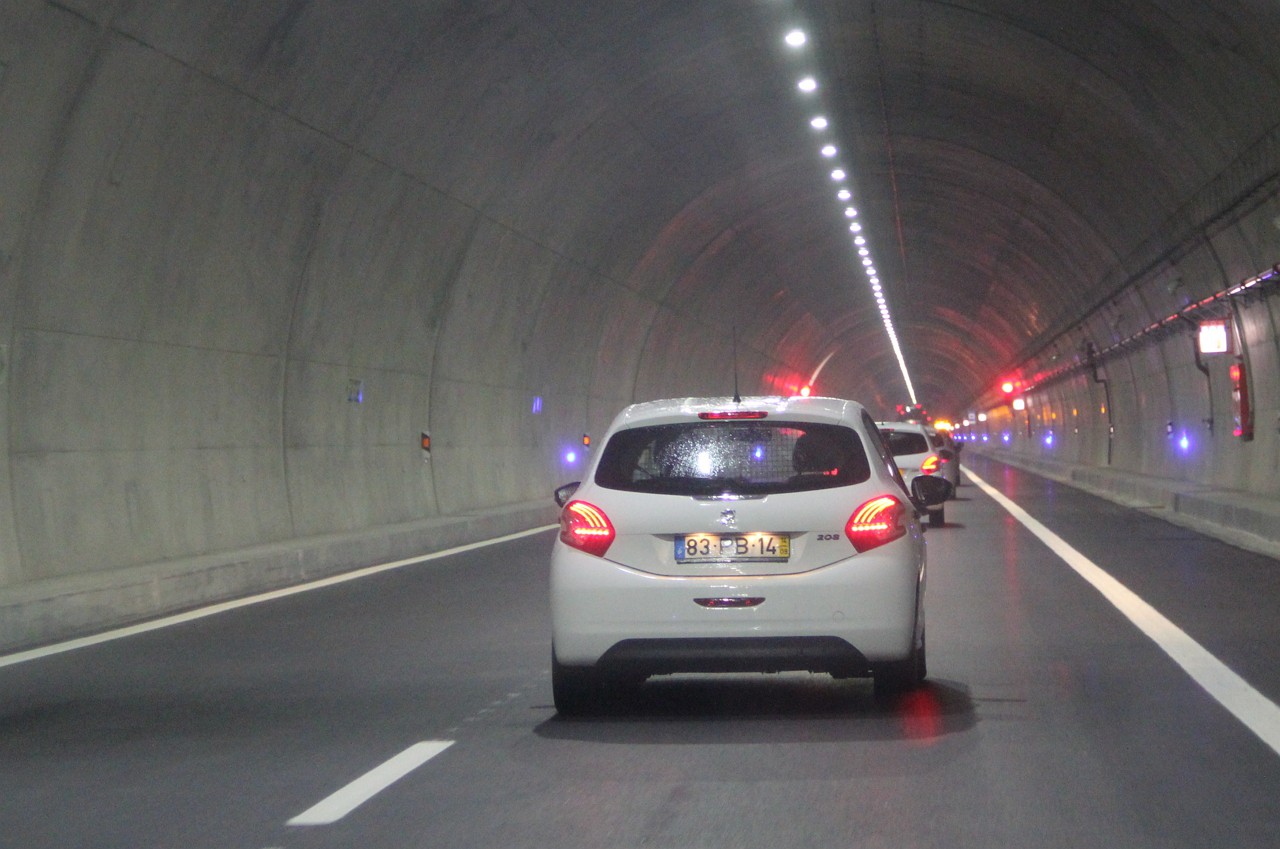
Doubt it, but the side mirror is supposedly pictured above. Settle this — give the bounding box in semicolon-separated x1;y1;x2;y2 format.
910;475;953;508
554;482;581;508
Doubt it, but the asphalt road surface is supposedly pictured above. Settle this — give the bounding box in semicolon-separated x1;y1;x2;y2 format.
3;454;1278;848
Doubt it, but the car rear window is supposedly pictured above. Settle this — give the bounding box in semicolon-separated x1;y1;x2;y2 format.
594;421;871;496
881;430;930;456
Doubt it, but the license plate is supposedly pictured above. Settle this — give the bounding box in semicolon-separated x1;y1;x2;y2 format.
676;533;790;563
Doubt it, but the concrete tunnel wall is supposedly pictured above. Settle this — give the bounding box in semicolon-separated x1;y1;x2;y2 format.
0;2;824;649
965;192;1280;542
1;1;1279;650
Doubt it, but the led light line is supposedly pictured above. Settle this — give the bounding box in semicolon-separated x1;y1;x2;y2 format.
783;22;919;406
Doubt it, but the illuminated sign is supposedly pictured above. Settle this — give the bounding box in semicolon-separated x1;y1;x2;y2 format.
1198;320;1231;354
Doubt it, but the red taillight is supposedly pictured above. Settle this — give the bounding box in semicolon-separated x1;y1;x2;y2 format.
698;411;768;420
845;495;907;553
559;500;615;557
921;454;941;474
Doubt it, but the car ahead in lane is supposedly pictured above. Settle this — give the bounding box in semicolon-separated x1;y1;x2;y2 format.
875;421;958;528
549;396;953;715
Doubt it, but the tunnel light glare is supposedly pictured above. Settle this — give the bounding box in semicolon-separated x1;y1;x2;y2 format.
837;189;851;200
855;236;866;246
785;29;807;48
845;206;858;217
821;144;837;157
798;76;817;93
830;168;846;181
696;451;714;475
849;222;862;233
810;116;828;130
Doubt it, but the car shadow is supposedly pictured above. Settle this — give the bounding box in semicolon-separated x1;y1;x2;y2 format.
534;675;975;745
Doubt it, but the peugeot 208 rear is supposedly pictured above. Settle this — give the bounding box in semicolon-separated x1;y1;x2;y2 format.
549;396;951;715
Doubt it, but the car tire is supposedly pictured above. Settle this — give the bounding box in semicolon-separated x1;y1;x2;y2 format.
873;629;926;698
552;651;604;717
928;505;945;527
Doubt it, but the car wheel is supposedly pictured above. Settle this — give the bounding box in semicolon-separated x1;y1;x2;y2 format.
552;651;604;717
928;505;945;527
874;629;926;698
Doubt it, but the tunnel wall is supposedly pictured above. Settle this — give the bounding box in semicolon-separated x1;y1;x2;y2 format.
0;2;817;649
970;190;1280;544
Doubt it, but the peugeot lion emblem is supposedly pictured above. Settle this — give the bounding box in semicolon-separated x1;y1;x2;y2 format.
718;509;737;528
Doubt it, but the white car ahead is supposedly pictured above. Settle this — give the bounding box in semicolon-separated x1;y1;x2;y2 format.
875;421;959;528
550;396;952;715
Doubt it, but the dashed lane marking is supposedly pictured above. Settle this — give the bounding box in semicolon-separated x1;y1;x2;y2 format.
287;741;455;826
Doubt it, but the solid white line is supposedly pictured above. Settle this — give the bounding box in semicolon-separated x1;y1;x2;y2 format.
0;525;558;669
287;740;455;826
965;466;1280;758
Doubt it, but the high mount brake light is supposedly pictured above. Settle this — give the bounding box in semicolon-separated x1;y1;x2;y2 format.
845;495;907;552
921;454;941;474
698;411;768;420
559;501;615;557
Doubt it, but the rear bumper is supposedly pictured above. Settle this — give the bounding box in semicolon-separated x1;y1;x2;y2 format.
596;636;871;677
550;539;923;670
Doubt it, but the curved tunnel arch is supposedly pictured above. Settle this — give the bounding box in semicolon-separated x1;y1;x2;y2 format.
1;0;1278;646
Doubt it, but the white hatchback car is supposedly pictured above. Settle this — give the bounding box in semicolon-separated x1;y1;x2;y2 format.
550;396;952;715
875;421;959;528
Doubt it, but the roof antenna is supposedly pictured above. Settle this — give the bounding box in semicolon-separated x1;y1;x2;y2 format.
732;323;742;404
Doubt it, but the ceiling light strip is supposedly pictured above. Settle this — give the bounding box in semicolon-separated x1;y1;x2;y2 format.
783;22;919;406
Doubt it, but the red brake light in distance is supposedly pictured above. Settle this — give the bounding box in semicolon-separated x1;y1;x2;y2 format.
845;495;907;553
698;411;768;420
921;454;941;474
559;501;615;557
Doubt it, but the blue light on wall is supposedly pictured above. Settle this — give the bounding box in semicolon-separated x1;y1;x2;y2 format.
532;396;543;414
1002;432;1011;444
1044;431;1054;448
564;450;578;464
1179;432;1191;453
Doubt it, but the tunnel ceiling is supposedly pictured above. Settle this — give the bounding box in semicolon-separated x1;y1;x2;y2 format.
31;0;1277;422
505;0;1279;418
